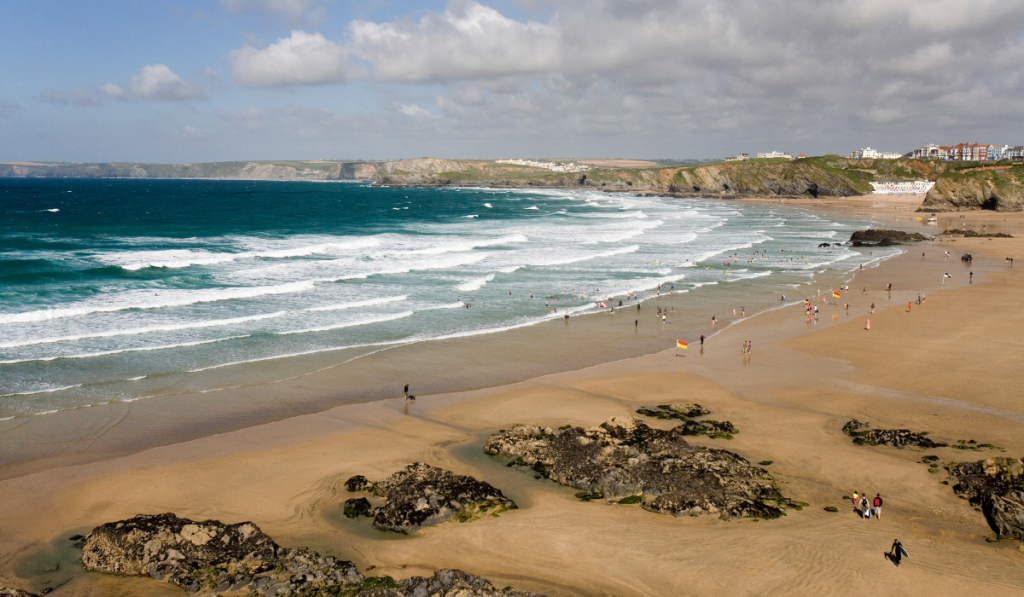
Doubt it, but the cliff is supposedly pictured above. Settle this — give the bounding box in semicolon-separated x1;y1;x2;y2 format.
919;165;1024;212
9;156;1022;205
0;160;379;181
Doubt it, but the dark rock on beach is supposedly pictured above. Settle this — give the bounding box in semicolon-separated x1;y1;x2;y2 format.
345;474;375;493
677;419;738;439
849;229;929;246
80;513;362;595
950;457;1024;541
356;569;547;597
842;419;948;448
485;417;799;519
344;497;373;518
357;463;516;533
635;403;711;420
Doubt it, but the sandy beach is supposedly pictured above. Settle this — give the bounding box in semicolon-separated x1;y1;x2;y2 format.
1;196;1022;596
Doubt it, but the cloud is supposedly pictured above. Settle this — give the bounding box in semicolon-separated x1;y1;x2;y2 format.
200;67;222;80
222;0;328;27
127;64;207;101
398;103;437;118
350;1;559;82
96;83;127;100
230;30;362;87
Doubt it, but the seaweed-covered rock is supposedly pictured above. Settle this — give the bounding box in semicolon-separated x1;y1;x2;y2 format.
345;475;375;493
371;463;516;533
356;569;545;597
849;229;929;246
0;589;39;597
842;420;947;448
635;403;710;420
485;417;799;520
344;497;373;518
677;419;738;439
950;457;1024;541
80;513;362;595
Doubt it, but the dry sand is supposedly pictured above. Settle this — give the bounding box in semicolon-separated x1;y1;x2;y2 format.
1;197;1022;596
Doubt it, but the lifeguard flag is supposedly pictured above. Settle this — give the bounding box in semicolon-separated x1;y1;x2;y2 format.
677;340;688;349
832;291;841;298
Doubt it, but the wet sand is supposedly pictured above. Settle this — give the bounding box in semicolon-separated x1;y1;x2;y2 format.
1;197;1023;595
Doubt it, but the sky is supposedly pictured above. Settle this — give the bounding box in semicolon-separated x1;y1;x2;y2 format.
1;0;1023;163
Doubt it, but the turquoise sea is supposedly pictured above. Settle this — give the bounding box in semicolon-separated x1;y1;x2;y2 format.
0;178;897;419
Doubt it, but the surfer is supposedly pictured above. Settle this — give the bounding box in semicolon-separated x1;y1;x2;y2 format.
889;539;906;567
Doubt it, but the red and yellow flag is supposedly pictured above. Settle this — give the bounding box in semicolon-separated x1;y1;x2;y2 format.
832;291;841;298
677;340;687;349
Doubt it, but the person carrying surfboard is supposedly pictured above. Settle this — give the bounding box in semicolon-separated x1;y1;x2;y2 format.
889;539;907;567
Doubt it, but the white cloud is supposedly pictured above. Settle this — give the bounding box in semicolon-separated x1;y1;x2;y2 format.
97;83;127;100
222;0;328;27
398;103;437;118
350;1;559;82
127;64;207;101
230;30;362;87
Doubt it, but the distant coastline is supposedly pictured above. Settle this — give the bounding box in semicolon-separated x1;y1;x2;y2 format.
4;155;1023;211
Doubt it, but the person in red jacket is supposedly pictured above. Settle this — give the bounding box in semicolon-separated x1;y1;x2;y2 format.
873;494;883;519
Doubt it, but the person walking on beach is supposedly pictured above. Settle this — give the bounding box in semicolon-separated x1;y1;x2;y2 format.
852;491;859;507
970;271;973;283
634;319;638;328
700;334;705;346
908;301;912;312
404;384;409;399
862;496;872;519
889;539;905;567
873;494;883;519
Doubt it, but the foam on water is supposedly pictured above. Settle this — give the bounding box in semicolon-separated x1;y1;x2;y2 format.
0;178;898;416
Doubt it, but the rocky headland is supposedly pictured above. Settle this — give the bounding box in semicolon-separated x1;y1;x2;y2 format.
920;165;1024;212
485;417;799;519
346;463;516;533
842;420;947;448
950;457;1024;541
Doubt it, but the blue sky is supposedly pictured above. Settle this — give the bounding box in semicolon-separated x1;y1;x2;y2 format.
2;1;1022;163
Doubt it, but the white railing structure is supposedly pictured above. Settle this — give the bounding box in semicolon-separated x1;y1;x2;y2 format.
869;181;935;194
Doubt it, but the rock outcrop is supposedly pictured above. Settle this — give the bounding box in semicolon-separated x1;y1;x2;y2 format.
849;229;929;246
80;513;362;595
920;166;1024;212
950;457;1024;541
0;589;39;597
357;569;546;597
348;463;516;533
635;403;710;420
485;417;799;519
842;420;948;448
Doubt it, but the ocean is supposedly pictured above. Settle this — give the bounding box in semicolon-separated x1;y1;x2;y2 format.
0;178;897;420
